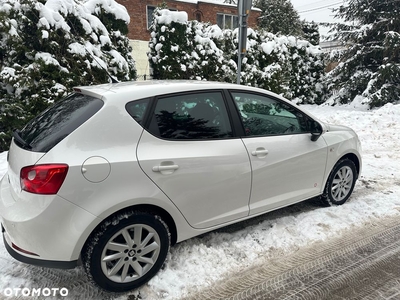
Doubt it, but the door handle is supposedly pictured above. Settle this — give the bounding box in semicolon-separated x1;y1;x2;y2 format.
251;149;269;156
152;165;179;172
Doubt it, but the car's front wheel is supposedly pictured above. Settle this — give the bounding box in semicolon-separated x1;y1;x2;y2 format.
321;158;357;206
83;211;170;292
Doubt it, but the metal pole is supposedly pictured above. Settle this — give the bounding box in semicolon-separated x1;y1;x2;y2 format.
237;0;251;85
237;28;242;85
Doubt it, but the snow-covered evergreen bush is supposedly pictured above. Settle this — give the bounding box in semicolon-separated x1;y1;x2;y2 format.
324;0;400;108
0;0;136;151
254;0;302;36
149;10;325;104
237;31;325;103
301;21;320;46
149;9;226;81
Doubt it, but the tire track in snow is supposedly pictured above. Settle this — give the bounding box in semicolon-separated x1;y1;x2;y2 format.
183;215;400;300
0;255;115;300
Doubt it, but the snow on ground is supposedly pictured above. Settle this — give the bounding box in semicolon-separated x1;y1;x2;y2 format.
0;102;400;299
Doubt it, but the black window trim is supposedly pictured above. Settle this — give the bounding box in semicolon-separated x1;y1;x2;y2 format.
125;89;318;141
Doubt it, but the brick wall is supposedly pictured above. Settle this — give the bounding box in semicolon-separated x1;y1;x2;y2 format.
117;0;260;41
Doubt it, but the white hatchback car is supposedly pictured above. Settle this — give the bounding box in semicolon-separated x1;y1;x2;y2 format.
0;81;361;292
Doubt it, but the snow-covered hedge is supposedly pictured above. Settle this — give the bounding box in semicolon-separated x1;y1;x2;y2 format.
0;0;136;151
149;10;226;82
237;30;325;102
149;9;325;104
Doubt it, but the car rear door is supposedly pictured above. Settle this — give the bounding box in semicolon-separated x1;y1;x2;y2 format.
135;91;251;229
229;91;328;215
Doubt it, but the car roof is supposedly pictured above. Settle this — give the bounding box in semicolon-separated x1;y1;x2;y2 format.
74;80;322;124
74;80;280;103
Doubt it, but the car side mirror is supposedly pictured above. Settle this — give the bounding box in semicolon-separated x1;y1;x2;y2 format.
311;131;322;142
310;121;322;142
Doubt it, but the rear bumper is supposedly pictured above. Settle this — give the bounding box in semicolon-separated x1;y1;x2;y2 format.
0;173;100;264
2;227;78;269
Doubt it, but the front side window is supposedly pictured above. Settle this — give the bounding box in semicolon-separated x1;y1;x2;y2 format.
231;92;310;136
148;92;232;140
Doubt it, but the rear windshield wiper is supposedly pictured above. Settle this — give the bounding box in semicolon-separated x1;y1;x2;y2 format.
13;129;32;150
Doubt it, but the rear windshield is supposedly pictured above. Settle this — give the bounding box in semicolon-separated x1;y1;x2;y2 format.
16;93;103;152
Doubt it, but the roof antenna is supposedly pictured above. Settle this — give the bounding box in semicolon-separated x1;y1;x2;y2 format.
85;48;119;84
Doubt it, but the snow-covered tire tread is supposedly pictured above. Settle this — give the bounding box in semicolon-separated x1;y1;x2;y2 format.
321;158;357;206
82;210;170;293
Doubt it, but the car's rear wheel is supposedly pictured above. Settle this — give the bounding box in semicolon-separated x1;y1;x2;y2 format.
83;211;170;292
321;158;357;206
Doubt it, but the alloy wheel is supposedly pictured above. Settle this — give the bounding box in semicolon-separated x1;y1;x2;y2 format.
100;224;161;283
331;166;354;202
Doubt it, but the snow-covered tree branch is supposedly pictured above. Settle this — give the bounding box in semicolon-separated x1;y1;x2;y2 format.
0;0;136;151
324;0;400;108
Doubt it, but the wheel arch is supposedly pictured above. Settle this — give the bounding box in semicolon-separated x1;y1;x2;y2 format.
321;153;359;206
340;152;361;177
81;204;178;257
321;151;361;196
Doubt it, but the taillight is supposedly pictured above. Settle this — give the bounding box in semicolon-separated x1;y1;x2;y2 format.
20;164;69;195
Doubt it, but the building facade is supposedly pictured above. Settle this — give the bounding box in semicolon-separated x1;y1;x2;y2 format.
118;0;261;78
120;0;260;41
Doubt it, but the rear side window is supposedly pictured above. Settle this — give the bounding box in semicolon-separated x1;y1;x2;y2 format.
126;99;150;125
17;93;103;152
148;92;233;140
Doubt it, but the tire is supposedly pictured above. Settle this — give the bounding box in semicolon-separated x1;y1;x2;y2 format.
321;158;357;206
83;211;170;292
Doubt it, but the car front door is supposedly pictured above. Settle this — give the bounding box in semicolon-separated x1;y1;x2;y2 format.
135;91;251;229
230;91;328;215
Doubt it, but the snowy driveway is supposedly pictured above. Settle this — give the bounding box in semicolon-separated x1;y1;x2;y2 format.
185;213;400;300
0;102;400;299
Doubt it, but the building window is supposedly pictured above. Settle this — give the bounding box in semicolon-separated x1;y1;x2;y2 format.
217;13;239;29
195;11;202;22
147;6;156;29
147;6;178;30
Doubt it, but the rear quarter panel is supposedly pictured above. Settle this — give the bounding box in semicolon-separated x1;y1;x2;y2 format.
6;141;45;197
